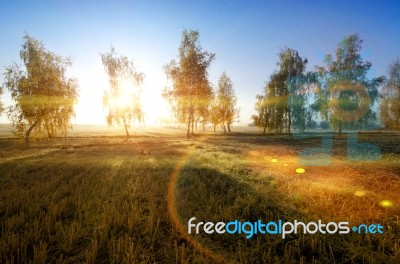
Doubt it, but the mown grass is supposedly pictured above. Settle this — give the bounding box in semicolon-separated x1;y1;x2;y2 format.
0;132;399;263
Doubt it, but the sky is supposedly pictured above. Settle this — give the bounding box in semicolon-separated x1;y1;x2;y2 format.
0;0;399;125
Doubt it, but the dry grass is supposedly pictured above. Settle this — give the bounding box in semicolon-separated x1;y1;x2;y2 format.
0;129;399;263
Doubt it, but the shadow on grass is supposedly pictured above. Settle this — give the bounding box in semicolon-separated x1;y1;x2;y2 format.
174;165;304;262
173;165;400;263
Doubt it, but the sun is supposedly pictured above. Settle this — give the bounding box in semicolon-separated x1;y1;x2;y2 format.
140;85;171;124
112;79;172;125
110;79;142;109
115;80;136;107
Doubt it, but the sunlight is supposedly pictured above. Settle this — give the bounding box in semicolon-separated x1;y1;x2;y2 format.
117;80;136;107
119;79;136;94
115;94;132;108
69;58;171;125
141;91;170;124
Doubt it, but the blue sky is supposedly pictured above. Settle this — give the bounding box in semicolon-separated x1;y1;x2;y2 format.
0;0;399;125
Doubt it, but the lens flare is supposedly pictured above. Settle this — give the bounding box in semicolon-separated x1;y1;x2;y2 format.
295;168;305;174
379;200;393;208
166;136;228;263
354;191;366;197
271;158;278;163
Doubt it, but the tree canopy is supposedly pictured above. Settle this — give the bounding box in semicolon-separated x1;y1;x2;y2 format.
313;34;384;133
252;48;308;134
252;35;387;134
215;72;238;133
100;47;144;137
3;34;78;142
164;29;215;137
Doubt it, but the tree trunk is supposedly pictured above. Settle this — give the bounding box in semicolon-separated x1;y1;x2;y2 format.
213;124;216;132
203;123;205;131
123;119;130;137
191;118;194;135
263;125;267;135
45;122;52;138
288;110;291;135
339;121;342;134
187;116;191;138
223;124;226;134
227;124;231;133
25;119;40;143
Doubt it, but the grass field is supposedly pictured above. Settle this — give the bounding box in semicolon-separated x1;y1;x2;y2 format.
0;126;399;263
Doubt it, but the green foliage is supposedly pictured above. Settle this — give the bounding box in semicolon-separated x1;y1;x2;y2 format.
381;58;400;130
215;72;239;133
100;47;144;137
252;87;272;134
289;72;318;132
252;48;308;134
164;29;215;137
313;34;384;133
209;88;221;132
3;34;78;142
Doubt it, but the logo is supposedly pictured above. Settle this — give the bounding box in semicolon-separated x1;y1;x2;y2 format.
188;217;384;239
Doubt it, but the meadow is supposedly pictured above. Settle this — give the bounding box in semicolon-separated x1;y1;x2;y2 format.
0;126;399;263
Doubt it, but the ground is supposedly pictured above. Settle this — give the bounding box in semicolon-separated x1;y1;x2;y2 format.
0;126;399;263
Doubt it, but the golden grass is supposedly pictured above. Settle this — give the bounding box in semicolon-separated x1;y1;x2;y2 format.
0;132;399;263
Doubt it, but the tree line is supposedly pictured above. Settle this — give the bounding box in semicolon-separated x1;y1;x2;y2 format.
252;34;399;134
0;31;399;142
